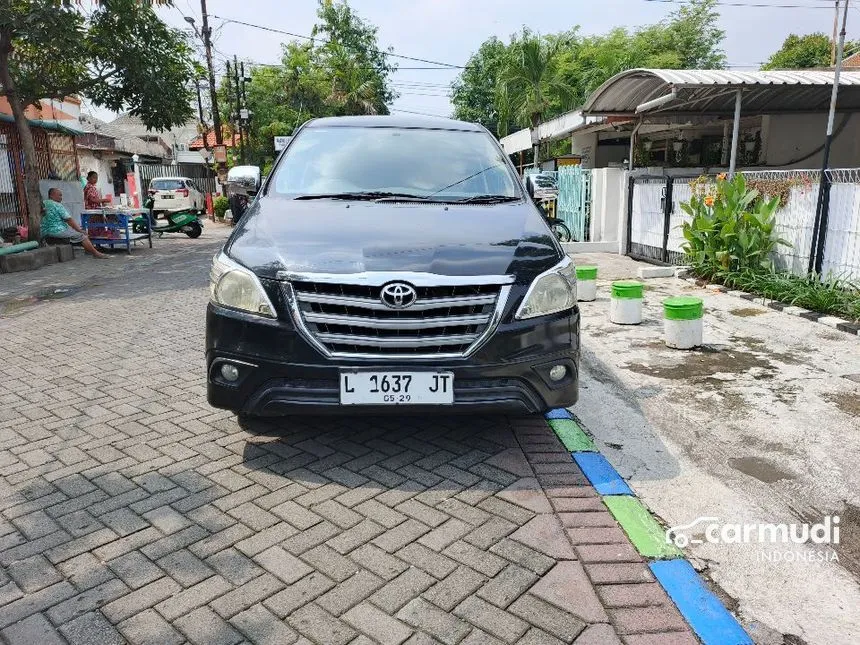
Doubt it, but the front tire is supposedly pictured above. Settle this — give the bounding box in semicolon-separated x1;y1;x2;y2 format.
185;221;203;238
551;221;572;243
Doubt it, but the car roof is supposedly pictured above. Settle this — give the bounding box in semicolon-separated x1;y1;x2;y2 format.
304;114;485;132
151;176;193;181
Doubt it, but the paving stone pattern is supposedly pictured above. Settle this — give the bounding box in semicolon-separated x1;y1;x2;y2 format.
0;232;697;644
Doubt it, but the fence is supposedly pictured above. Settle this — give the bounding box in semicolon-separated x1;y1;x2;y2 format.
137;162;219;196
557;166;591;241
626;168;860;281
0;121;79;231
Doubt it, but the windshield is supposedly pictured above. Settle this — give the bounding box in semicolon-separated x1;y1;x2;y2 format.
270;126;520;200
151;179;185;190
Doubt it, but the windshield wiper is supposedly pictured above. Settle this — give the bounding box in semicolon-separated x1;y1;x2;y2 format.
449;195;521;204
294;191;429;201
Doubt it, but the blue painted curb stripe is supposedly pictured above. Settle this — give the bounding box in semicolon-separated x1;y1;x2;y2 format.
545;408;573;420
573;452;633;496
650;559;752;645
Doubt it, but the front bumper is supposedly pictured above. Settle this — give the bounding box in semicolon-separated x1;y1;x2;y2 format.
206;302;579;416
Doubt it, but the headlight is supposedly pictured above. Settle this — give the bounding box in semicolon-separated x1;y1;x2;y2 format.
209;252;276;317
515;256;577;319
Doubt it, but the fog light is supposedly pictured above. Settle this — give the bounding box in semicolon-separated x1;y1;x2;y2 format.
220;363;239;382
549;365;567;382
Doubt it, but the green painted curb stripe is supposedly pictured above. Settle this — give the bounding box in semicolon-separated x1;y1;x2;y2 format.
664;296;704;320
547;418;596;452
603;495;683;559
611;280;644;299
576;266;598;280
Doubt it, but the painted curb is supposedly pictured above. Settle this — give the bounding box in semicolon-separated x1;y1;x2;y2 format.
650;559;753;645
679;276;860;338
544;408;751;644
572;452;633;495
549;418;596;452
603;495;682;559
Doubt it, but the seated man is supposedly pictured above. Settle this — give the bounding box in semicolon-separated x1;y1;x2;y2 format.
42;188;109;259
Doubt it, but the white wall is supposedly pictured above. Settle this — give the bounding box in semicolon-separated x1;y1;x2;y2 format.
76;151;114;198
589;168;627;249
572;132;598;169
764;113;860;168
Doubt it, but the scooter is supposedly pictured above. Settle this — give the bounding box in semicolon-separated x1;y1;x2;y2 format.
132;197;203;238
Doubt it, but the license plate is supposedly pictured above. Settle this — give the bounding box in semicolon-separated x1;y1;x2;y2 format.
163;194;173;199
340;371;454;405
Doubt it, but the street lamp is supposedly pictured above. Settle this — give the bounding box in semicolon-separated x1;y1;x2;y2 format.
184;15;201;38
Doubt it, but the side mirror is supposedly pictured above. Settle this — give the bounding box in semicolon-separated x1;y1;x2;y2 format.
525;175;535;200
227;165;262;196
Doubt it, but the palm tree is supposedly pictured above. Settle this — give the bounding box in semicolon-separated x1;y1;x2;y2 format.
325;45;381;115
496;33;574;165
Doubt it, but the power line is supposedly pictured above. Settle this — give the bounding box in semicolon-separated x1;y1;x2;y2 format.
210;15;465;69
644;0;840;7
390;108;450;118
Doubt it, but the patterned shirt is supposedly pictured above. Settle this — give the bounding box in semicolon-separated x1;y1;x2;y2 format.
84;183;103;209
42;199;72;237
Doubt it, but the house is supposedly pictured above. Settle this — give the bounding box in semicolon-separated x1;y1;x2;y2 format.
75;115;172;201
0;98;83;231
502;69;860;172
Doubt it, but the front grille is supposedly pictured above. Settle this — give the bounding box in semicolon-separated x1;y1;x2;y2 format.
289;279;508;357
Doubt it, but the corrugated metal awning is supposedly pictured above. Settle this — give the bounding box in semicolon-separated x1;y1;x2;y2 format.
582;68;860;115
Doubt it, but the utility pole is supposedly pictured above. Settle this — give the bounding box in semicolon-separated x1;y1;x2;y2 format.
831;1;839;66
240;62;250;156
234;55;246;164
195;80;209;151
199;0;222;148
810;0;849;274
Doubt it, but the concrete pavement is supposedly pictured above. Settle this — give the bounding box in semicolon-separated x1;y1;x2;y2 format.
573;252;860;645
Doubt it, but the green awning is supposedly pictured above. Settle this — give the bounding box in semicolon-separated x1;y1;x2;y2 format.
0;113;86;135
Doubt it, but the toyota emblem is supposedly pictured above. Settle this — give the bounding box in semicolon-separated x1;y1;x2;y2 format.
380;282;418;309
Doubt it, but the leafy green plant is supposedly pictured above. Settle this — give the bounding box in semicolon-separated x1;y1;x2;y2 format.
213;196;229;219
680;173;790;273
703;266;860;322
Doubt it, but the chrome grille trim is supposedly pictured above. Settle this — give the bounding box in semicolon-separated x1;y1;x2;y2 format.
283;275;512;359
315;333;481;348
303;312;491;329
296;292;498;311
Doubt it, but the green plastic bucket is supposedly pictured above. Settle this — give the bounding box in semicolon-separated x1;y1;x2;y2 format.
576;265;598;280
663;296;703;320
611;280;644;299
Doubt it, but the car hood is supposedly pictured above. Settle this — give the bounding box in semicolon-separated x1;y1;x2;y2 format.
226;197;562;284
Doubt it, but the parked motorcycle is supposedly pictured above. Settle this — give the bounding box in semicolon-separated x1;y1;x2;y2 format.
132;198;203;238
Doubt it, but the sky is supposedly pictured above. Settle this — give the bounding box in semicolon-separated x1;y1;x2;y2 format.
88;0;859;123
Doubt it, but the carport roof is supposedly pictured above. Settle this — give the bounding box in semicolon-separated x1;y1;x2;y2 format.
582;68;860;116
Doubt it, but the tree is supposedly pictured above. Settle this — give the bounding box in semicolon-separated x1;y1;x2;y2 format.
450;0;726;141
0;0;196;240
762;33;838;70
451;38;514;136
497;30;575;163
236;0;396;170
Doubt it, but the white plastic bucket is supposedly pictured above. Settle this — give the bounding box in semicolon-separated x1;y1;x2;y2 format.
576;266;598;301
578;280;597;301
610;280;643;325
663;296;704;349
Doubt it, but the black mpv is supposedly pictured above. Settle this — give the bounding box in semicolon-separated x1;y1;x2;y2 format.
206;115;580;415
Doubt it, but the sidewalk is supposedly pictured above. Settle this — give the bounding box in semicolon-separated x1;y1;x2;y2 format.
0;222;231;315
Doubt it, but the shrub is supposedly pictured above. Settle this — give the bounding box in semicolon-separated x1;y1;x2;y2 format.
680;173;790;273
213;196;229;219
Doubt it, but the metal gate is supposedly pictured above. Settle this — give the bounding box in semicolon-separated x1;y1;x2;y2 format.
626;175;674;262
557;166;591;241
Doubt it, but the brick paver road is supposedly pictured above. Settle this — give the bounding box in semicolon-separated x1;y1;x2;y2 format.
0;230;697;645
